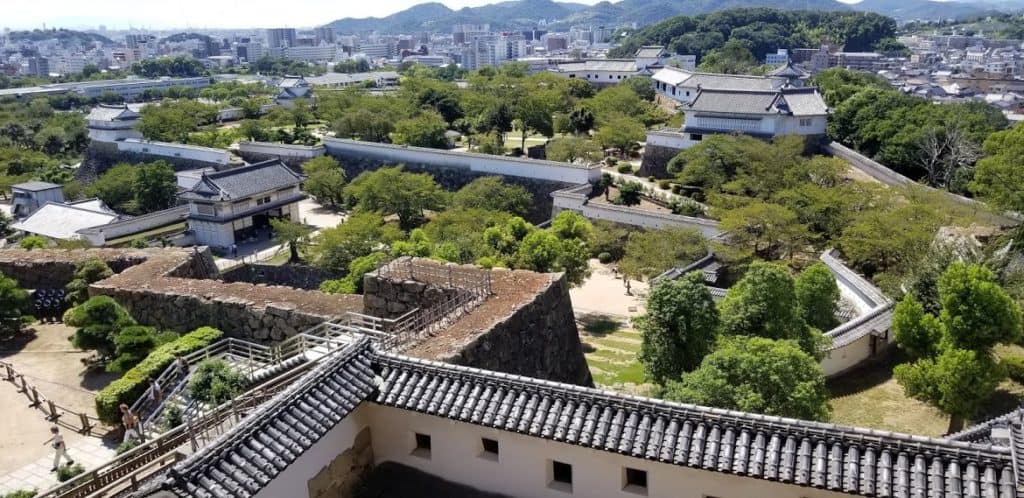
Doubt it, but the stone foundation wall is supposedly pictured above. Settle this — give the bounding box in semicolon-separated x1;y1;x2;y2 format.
307;427;374;498
439;274;593;386
0;249;150;289
221;263;341;290
362;276;462;318
637;144;682;179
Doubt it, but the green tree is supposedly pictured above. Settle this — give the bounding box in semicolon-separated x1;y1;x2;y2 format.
65;257;114;306
937;262;1022;351
545;137;603;164
719;201;809;260
19;236;47;250
624;76;656;101
87;164;136;211
451;177;532;217
615;181;643;206
593;115;646;156
972;123;1024;213
794;262;840;331
302;156;347;208
392;111;449;149
270;218;312;263
238;119;271;142
344;167;448;230
514;230;591;286
65;296;136;360
894;348;1000;432
312;213;403;273
664;336;830;421
892;293;943;359
333;109;395;143
697;40;760;74
719;262;821;356
187;359;247;405
637;272;719;384
108;325;159;373
0;272;32;336
568;106;595;135
618;228;707;281
838;203;941;277
133;161;177;213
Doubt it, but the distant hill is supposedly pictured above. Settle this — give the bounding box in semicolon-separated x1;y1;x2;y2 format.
7;28;112;45
325;0;1024;33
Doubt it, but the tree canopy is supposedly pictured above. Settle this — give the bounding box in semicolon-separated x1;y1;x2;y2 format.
638;272;720;384
344;166;449;230
618;228;707;281
451;177;532;217
664;336;830;421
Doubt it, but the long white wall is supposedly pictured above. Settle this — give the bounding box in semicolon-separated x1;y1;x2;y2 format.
552;184;724;238
239;141;326;160
323;137;602;184
77;205;189;246
366;404;857;498
117;139;230;165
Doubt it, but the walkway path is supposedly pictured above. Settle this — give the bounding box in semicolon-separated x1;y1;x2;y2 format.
0;436;116;495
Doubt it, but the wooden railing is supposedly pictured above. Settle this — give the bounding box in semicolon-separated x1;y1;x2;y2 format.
0;361;105;437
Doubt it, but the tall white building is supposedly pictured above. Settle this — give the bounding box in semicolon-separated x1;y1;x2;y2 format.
266;28;297;49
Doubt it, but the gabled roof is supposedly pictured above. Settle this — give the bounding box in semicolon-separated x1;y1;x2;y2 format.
278;76;309;89
635;46;667;59
12;181;62;192
86;103;141;122
686;87;828;117
652;66;786;92
769;60;810;79
11;201;118;240
145;337;1022;498
179;159;304;202
554;59;641;73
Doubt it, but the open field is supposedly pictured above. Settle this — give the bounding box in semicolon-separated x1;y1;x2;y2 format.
577;314;652;395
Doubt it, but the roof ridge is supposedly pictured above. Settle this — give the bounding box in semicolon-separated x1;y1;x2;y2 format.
373;350;1009;457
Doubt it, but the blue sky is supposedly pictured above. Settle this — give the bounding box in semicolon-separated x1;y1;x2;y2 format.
4;0;865;30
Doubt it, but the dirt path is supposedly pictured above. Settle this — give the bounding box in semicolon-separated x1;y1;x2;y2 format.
0;323;118;474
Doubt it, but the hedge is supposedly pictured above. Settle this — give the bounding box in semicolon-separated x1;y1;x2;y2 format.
95;326;223;424
1004;355;1024;384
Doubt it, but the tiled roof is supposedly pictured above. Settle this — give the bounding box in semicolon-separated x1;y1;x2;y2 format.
86;103;141;122
12;202;118;239
375;353;1018;498
949;409;1024;445
635;46;667;58
555;59;641;73
145;339;377;498
652;66;787;91
687;87;828;117
12;181;62;192
140;340;1023;498
179;159;304;202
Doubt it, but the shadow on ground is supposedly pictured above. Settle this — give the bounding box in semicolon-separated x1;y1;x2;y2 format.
576;312;625;337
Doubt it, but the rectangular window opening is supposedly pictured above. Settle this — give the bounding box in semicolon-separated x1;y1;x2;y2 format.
624;467;648;495
412;432;431;458
550;460;573;492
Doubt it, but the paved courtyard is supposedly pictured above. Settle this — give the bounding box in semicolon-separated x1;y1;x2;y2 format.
570;259;649;319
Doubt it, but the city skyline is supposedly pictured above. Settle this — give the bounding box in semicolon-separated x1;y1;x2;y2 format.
4;0;872;31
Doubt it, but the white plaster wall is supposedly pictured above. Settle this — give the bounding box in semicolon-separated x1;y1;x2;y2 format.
190;219;234;247
117;140;229;165
821;334;873;378
323;138;601;184
78;206;188;245
239;142;326;160
254;405;370;498
89;127;143;142
645;131;687;149
367;404;858;498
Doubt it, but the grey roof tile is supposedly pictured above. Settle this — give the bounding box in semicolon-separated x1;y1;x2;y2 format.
180;159;304;202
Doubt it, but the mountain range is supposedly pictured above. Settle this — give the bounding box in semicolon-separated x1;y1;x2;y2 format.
325;0;1024;33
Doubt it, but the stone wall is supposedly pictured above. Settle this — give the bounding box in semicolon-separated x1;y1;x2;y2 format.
0;249;150;289
327;151;574;224
362;276;462;318
637;144;682;179
307;427;374;498
221;263;341;290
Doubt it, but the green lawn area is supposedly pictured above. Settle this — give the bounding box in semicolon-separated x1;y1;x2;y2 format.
578;314;650;392
828;348;1024;437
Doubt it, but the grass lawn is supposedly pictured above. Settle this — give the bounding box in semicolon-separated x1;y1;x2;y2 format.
828;348;1024;437
578;314;651;394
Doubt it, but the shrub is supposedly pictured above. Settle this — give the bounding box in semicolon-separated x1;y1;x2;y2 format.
616;163;633;174
670;199;705;217
605;157;617;167
3;490;38;498
56;463;84;482
0;273;32;337
1004;355;1024;384
188;359;248;405
658;180;671;190
115;439;139;455
597;252;613;264
671;184;682;194
648;176;656;183
95;326;223;424
19;236;46;250
107;326;159;373
65;257;114;306
163;403;184;430
67;296;136;359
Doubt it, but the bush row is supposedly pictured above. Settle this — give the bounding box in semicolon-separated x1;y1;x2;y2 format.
94;326;223;424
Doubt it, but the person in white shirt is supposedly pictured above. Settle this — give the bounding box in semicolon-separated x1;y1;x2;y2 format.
43;426;73;471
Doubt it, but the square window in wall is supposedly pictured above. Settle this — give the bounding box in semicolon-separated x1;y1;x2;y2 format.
481;437;499;460
412;432;431;458
624;467;648;495
550;460;573;493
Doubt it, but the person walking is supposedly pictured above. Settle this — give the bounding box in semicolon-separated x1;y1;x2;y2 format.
44;426;73;471
148;377;163;404
174;353;189;375
120;403;140;443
